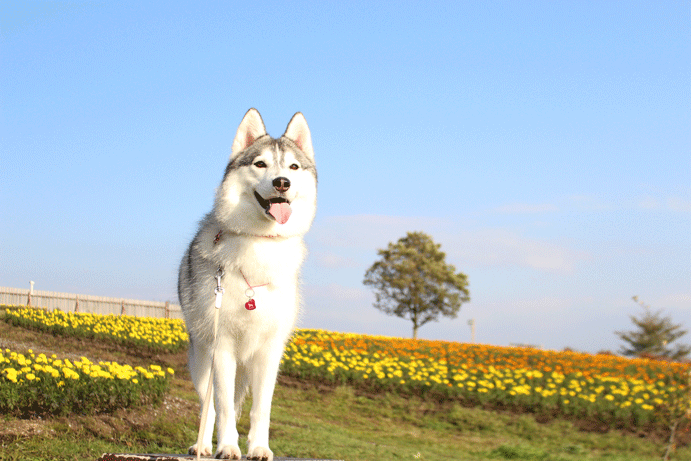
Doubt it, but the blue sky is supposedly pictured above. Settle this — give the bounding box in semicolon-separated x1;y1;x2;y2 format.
1;1;689;353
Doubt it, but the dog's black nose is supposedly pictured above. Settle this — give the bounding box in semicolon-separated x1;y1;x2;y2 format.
273;177;290;193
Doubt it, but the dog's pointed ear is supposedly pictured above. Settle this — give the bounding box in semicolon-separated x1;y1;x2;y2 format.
283;112;314;160
232;108;267;157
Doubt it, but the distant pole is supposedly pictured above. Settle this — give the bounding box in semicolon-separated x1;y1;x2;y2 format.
468;319;476;343
27;281;34;306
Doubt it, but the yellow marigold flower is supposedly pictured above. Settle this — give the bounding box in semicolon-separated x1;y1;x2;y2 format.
4;368;18;383
63;368;79;380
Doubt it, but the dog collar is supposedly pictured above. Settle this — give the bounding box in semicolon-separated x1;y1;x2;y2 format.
213;229;283;243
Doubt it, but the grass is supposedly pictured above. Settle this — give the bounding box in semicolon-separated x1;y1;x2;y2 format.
0;318;688;460
6;306;689;432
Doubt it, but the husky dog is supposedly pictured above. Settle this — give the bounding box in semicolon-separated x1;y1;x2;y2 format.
178;109;317;460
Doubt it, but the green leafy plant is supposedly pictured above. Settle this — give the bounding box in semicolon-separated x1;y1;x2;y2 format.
0;348;173;417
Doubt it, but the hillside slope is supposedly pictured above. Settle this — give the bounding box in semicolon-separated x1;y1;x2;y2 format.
0;319;686;461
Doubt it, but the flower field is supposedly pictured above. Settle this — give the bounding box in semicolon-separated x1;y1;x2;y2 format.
3;305;188;353
3;305;689;429
0;348;173;416
281;330;691;428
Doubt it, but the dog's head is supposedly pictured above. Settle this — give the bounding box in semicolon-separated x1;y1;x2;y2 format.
214;109;317;237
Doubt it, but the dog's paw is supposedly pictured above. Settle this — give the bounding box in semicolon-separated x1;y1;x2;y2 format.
188;443;213;457
214;444;242;459
247;445;273;461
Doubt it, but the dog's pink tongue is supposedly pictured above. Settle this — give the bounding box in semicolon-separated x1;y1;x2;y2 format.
268;202;291;224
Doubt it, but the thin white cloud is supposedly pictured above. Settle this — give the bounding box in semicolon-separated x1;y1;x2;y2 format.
436;228;591;274
507;296;573;314
300;283;389;333
494;203;559;214
309;215;434;249
666;197;691;213
652;293;691;310
494;194;691;215
304;283;370;303
637;194;691;212
308;215;590;274
567;195;613;211
312;252;359;269
638;195;660;210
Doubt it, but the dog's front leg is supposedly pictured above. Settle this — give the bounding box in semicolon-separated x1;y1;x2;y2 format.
214;346;242;459
188;340;215;457
246;342;283;461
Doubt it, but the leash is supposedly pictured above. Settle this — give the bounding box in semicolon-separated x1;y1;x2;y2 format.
195;266;224;461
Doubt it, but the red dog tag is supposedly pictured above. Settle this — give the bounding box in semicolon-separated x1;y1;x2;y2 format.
245;299;256;310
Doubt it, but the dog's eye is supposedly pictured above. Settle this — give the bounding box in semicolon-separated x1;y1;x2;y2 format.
289;163;299;170
254;161;267;168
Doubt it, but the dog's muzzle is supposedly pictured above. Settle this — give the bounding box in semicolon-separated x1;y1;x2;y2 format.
254;191;292;224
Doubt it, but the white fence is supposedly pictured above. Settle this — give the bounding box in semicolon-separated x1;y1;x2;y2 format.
0;286;182;319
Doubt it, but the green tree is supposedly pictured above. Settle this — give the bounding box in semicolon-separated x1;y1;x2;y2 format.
363;231;470;339
615;296;690;360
